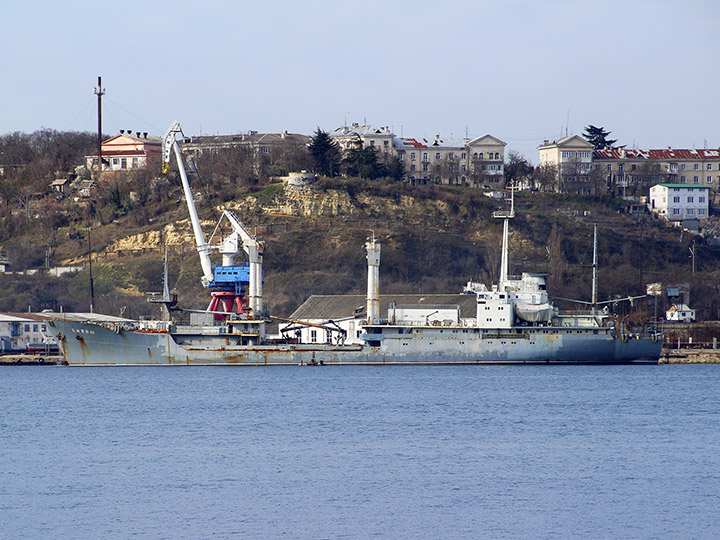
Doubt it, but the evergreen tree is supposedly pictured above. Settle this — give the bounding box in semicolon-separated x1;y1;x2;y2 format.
308;128;341;177
342;146;387;179
582;125;621;149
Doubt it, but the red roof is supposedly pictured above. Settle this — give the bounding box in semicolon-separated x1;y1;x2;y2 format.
594;148;720;160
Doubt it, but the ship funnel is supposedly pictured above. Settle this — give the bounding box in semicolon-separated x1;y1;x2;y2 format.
365;235;381;323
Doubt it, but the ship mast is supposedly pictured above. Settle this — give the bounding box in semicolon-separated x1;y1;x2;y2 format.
365;232;381;323
591;223;598;316
494;184;515;289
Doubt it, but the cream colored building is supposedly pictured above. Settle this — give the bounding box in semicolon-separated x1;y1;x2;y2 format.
395;133;506;187
537;135;598;194
594;148;720;196
85;131;162;173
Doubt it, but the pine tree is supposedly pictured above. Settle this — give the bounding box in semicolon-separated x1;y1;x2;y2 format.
308;128;341;177
582;125;620;150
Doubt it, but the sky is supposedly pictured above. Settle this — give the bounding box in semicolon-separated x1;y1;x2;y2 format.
2;0;719;163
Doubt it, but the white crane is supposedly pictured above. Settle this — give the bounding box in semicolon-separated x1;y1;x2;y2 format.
162;121;263;317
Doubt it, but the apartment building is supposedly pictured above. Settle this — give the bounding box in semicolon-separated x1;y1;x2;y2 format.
537;136;598;194
594;148;720;196
394;134;506;187
329;124;395;155
649;183;710;221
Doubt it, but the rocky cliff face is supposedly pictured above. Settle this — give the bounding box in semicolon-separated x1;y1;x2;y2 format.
91;185;461;259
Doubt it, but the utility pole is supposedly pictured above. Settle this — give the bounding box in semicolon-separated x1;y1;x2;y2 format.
94;76;105;177
689;240;696;274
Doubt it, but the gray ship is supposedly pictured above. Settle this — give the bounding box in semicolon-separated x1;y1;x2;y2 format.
46;121;662;366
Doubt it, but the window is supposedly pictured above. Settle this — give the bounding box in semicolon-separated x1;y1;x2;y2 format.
473;152;478;159
694;164;699;170
411;153;416;161
461;164;466;171
121;158;127;169
631;164;636;171
479;153;484;160
112;158;119;165
681;164;686;171
694;176;699;183
369;140;375;147
383;140;388;147
687;209;694;215
435;152;441;160
461;152;466;159
681;176;686;182
132;157;138;167
310;330;317;343
699;196;706;203
708;164;712;170
448;153;454;160
33;324;38;332
24;324;30;332
261;146;269;153
495;152;500;159
422;163;428;171
422;152;429;162
410;164;416;171
673;196;680;203
708;177;712;183
699;208;706;215
673;208;680;215
607;164;612;171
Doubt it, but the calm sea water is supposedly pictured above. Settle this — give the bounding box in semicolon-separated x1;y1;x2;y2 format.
1;365;719;540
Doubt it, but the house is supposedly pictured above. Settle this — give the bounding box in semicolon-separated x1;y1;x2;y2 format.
85;131;162;174
649;183;710;221
280;294;479;345
666;304;695;323
51;178;70;194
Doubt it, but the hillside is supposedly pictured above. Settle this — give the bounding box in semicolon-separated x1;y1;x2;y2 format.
1;172;718;321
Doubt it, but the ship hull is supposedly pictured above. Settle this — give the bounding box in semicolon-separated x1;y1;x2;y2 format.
50;320;662;366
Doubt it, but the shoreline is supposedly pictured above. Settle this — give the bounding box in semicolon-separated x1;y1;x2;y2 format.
660;349;720;364
0;354;66;366
2;351;718;365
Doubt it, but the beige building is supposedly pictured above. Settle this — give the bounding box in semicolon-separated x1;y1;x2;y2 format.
328;123;506;186
594;148;720;197
85;131;162;173
537;136;599;195
395;133;506;187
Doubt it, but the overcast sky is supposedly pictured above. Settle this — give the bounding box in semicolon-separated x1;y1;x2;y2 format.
2;0;718;163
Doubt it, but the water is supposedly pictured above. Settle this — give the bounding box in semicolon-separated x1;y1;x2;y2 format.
1;365;719;540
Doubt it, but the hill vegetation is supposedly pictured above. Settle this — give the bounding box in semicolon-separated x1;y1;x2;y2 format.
1;130;719;321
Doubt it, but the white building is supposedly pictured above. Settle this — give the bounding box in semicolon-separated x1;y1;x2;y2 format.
0;314;56;352
666;304;695;322
649;183;710;221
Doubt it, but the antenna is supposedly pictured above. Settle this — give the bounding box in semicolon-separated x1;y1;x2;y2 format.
93;76;105;177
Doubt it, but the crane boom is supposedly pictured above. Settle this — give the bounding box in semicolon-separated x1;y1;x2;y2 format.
162;121;214;287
